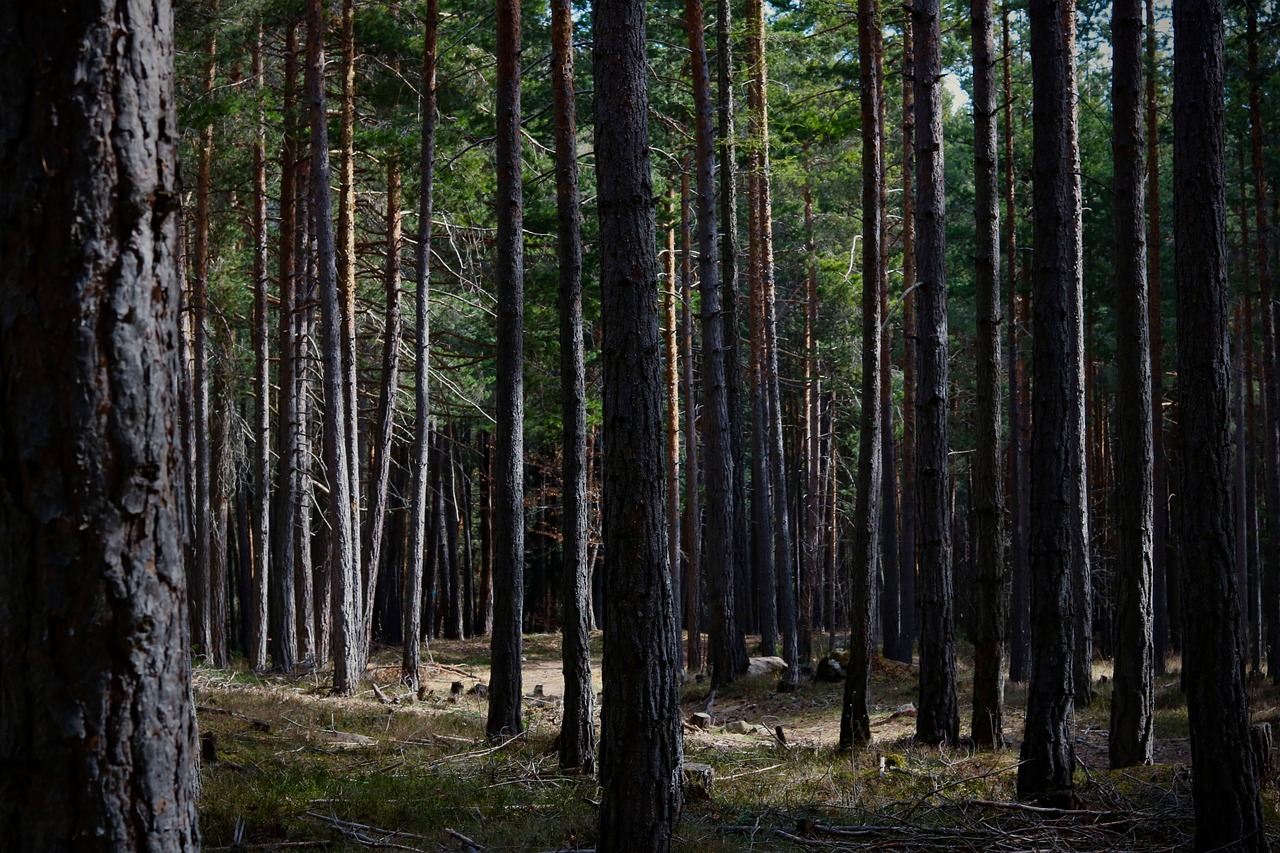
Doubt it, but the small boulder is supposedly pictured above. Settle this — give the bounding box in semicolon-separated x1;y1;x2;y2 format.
746;656;787;677
725;719;753;735
468;682;490;697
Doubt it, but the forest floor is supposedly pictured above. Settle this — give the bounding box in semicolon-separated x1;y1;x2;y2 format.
196;634;1280;851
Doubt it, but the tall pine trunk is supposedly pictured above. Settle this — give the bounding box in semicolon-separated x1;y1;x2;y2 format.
1019;0;1087;801
913;0;958;746
551;0;595;769
250;22;271;672
1173;2;1266;845
840;0;883;749
594;0;684;843
1109;0;1155;769
970;0;1007;750
487;0;526;740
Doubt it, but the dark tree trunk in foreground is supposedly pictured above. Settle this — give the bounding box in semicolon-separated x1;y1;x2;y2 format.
840;0;883;750
1174;3;1267;847
913;0;958;746
594;0;684;845
688;0;746;687
1019;0;1085;801
0;0;200;845
552;0;595;772
970;0;1007;750
306;0;361;696
403;1;438;688
488;0;526;740
1109;0;1155;769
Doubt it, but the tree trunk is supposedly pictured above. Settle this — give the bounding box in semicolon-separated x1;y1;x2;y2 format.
1246;2;1280;686
1004;5;1030;685
664;189;683;669
897;4;918;664
250;23;271;673
306;0;360;695
551;0;595;769
681;164;704;673
363;156;403;659
803;152;820;666
594;0;684;844
0;0;200;842
1109;0;1155;769
913;0;958;746
840;0;884;750
970;0;1007;750
719;0;753;657
403;0;437;687
1019;0;1086;801
1173;3;1267;846
689;0;747;686
295;168;320;663
1146;0;1170;671
191;10;217;658
338;0;362;608
487;0;526;740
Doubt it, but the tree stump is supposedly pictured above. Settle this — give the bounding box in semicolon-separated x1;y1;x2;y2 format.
1251;723;1273;784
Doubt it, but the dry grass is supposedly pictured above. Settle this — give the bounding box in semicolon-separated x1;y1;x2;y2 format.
194;639;1280;851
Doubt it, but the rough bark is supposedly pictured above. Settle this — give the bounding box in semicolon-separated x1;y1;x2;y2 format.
487;0;526;740
1019;0;1085;801
0;0;200;843
306;0;360;695
664;190;683;668
403;1;437;688
1146;0;1170;671
897;4;918;664
1109;0;1155;769
551;0;595;771
913;0;958;746
689;0;747;687
594;0;685;844
1004;5;1030;685
338;0;362;604
250;23;271;672
970;0;1007;750
840;0;883;750
719;0;753;659
1174;3;1267;847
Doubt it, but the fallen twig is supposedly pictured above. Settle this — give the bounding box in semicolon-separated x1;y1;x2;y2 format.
445;827;484;849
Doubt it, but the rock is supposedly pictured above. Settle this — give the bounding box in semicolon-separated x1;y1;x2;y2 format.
725;719;753;735
682;762;715;800
747;656;787;677
468;682;490;697
690;712;713;730
533;684;545;697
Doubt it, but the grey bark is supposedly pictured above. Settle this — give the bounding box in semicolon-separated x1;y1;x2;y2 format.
1173;2;1267;847
0;0;201;843
487;0;526;740
594;0;685;845
403;0;437;688
551;0;595;771
305;0;361;695
1019;0;1086;801
1109;0;1155;769
840;0;883;750
970;0;1007;750
913;0;958;746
